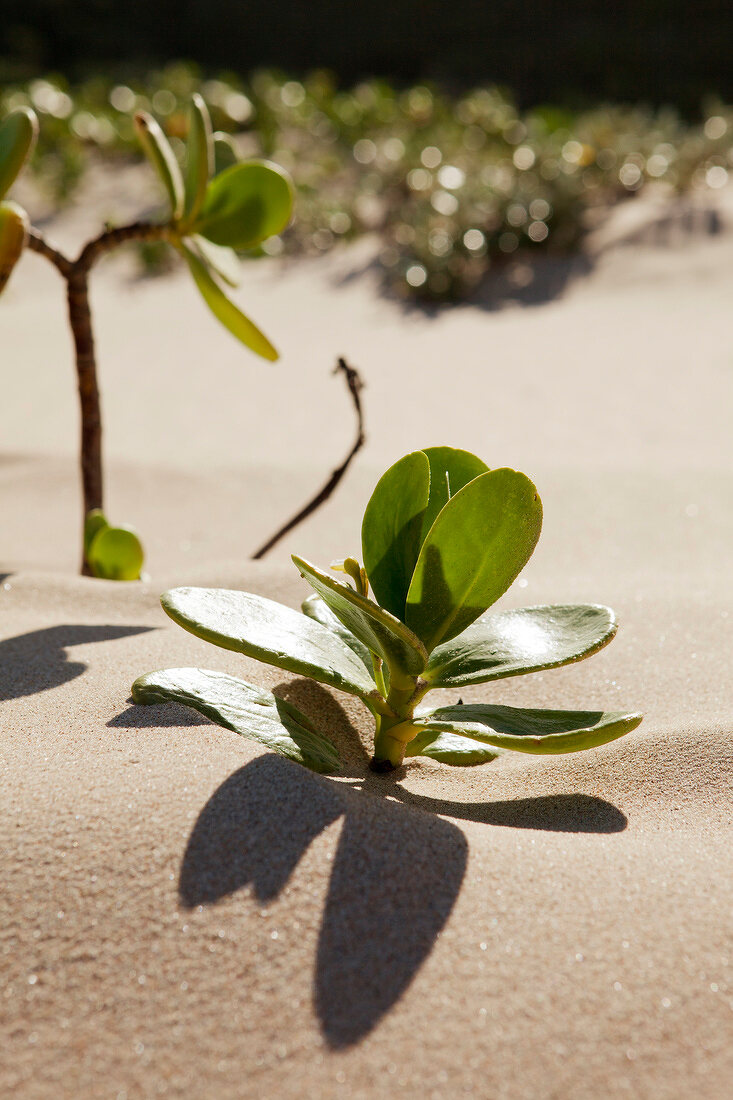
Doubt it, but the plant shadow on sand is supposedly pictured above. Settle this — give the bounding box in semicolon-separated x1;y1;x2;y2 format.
0;624;153;700
169;679;626;1048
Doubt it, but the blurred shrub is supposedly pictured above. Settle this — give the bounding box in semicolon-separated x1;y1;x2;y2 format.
3;65;732;301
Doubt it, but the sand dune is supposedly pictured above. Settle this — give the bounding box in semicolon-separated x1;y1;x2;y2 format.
1;192;732;1097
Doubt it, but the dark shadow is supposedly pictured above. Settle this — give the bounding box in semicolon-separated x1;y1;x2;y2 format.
332;250;594;316
174;682;627;1046
0;624;154;700
0;574;12;585
108;702;210;728
178;753;468;1048
391;788;626;833
127;673;628;1046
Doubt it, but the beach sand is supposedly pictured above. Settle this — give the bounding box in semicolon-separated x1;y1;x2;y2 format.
1;185;732;1097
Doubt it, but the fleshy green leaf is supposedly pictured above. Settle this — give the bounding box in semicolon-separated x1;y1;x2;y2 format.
180;239;278;359
87;525;144;581
83;508;108;559
160;586;379;704
361;450;430;619
183;93;213;223
132;667;339;774
419;446;489;543
292;555;428;678
412;703;643;755
405;729;503;766
301;593;373;670
0;200;29;295
213;131;238;175
187;233;241;286
0;107;38;201
405;468;543;652
426;604;618;687
133;111;184;220
195;160;294;250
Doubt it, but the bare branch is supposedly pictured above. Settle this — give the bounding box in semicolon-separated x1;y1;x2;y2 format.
27;229;73;279
252;357;366;560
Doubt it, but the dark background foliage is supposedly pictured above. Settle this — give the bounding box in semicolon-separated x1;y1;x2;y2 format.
1;0;731;111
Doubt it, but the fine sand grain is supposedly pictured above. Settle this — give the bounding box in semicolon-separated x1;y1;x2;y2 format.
1;188;732;1098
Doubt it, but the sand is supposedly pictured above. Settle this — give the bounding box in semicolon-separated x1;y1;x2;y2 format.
1;182;732;1098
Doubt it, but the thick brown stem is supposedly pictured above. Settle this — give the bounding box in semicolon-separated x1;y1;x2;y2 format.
67;268;102;574
28;222;169;574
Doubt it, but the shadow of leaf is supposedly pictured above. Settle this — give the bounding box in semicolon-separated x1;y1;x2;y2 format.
178;753;468;1047
0;624;154;700
137;680;627;1047
109;702;211;728
393;788;627;833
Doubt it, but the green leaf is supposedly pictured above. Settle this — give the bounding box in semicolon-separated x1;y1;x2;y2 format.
0;200;29;295
87;525;144;581
405;468;543;652
134;111;184;220
405;729;503;766
419;446;489;543
412;703;643;755
292;555;427;678
361;450;430;618
301;593;373;670
83;508;108;559
0;107;38;201
180;239;278;360
160;586;379;704
183;93;213;223
213;131;238;175
426;604;618;687
132;667;339;774
195;160;294;250
187;233;241;287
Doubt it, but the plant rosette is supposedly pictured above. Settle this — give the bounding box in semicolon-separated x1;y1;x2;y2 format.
132;447;642;775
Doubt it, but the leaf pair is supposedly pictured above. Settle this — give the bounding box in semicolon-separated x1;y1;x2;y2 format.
362;448;542;652
134;95;294;359
84;509;144;581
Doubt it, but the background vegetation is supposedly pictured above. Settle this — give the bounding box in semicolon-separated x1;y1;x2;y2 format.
4;65;731;301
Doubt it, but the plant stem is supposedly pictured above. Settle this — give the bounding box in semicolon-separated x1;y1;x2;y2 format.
28;222;170;573
370;675;430;773
251;357;366;559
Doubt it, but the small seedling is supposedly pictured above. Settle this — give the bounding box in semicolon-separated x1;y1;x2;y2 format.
0;97;293;574
84;509;144;580
133;447;641;775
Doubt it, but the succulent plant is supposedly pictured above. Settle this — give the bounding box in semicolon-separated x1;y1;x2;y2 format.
133;447;642;775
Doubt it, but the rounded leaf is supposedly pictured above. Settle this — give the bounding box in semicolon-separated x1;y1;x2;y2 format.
196;160;294;250
405;468;543;652
405;729;503;766
213;131;238;175
180;239;278;359
426;604;618;687
361;450;430;619
83;508;109;560
0;107;38;200
160;586;378;703
134;111;184;220
0;200;29;296
132;667;340;774
413;703;643;755
183;93;214;223
419;446;489;543
87;525;144;581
